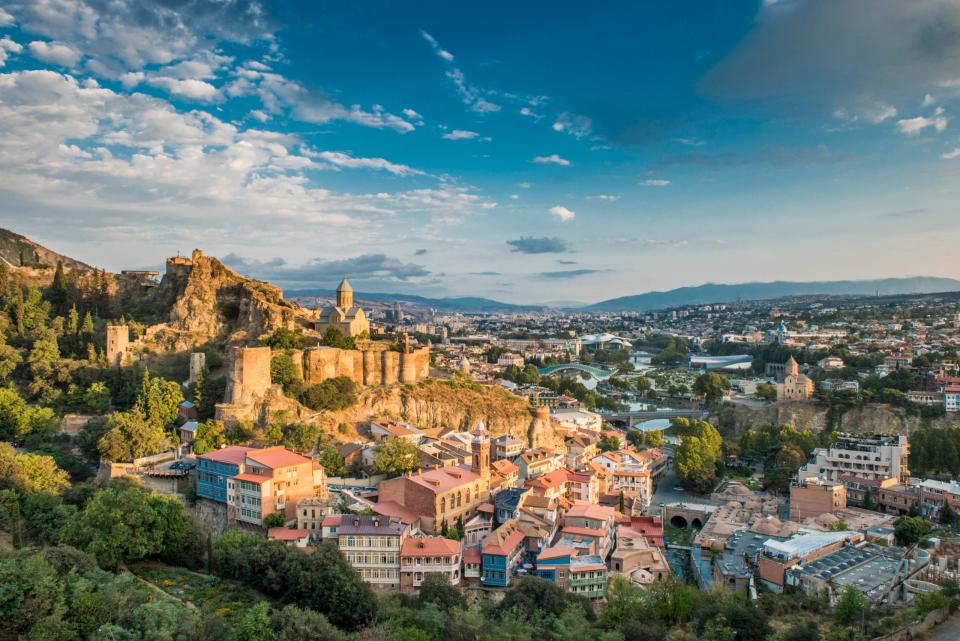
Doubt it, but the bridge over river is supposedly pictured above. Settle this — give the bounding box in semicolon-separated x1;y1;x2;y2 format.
602;408;708;427
537;363;615;380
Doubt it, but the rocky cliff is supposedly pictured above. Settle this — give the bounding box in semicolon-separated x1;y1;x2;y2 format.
319;380;560;449
144;250;315;351
727;401;956;435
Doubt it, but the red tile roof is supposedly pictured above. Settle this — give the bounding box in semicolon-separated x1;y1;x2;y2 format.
401;536;462;557
199;445;254;465
537;544;576;561
267;527;309;541
233;473;270;483
246;446;312;469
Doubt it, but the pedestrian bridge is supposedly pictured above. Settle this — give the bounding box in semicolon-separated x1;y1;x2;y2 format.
537;363;615;380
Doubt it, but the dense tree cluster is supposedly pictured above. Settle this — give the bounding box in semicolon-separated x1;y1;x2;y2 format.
673;418;724;493
736;423;818;493
909;425;960;477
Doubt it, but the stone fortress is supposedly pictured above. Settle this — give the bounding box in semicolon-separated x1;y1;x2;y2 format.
214;279;429;424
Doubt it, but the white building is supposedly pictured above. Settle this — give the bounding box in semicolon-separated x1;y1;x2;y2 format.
797;434;909;483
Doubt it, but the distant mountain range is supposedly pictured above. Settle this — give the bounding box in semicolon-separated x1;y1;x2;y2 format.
285;288;549;313
583;277;960;312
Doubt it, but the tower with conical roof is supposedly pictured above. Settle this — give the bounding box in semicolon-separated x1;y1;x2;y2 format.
786;355;799;378
336;278;353;310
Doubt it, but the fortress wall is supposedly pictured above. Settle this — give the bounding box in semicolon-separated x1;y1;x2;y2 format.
106;325;130;366
400;351;417;384
382;351;399;385
363;350;381;386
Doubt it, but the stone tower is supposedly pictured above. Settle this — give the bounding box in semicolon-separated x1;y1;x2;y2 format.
188;352;206;386
105;325;129;367
471;421;490;479
786;355;799;378
336;278;353;309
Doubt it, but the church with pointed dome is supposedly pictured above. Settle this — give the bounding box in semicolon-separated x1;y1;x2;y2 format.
315;278;370;338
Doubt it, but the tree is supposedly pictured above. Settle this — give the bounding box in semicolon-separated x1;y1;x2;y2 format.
231;601;274;641
264;512;286;528
495;576;570;623
693;372;730;408
271;351;301;389
893;516;931;546
263;327;310;350
756;383;777;402
0;443;70;494
598;435;621;452
373;437;420;476
318;448;346;477
701;615;736;641
862;486;875;511
282;422;321;453
82;382;111;414
673;419;723;493
61;481;200;569
941;501;956;527
646;429;665;447
136;372;183;429
97;409;169;462
833;585;866;626
191;420;226;455
274;605;349;641
320;327;355;350
419;573;466;611
300;377;358;411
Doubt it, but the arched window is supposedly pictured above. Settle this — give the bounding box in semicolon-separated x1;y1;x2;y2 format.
440;497;446;512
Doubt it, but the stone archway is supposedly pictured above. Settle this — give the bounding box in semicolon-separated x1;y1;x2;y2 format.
670;515;688;529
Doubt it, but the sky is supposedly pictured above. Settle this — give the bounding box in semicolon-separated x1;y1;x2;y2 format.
1;0;960;305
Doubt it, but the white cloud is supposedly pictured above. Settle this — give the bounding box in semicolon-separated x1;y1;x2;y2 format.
548;205;575;222
309;150;424;176
445;68;501;113
227;69;417;133
0;70;495;248
509;194;519;200
28;40;81;67
119;71;144;88
249;109;269;122
923;94;937;107
442;129;480;140
942;148;960;160
420;31;454;62
402;108;423;122
532;154;571;166
0;37;23;67
519;107;543;120
0;8;14;26
552;112;592;139
896;107;948;135
640;179;671;187
146;77;220;102
587;194;620;202
864;103;897;124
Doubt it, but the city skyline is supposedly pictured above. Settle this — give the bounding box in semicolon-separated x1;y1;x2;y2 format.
1;0;959;304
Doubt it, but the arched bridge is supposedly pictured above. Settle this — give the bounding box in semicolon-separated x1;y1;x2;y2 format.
603;409;709;427
537;363;615;380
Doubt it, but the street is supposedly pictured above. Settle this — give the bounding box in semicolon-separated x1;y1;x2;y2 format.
927;612;960;641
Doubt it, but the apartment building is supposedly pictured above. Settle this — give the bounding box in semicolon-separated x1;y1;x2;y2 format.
338;515;408;590
797;434;909;483
518;448;563;481
399;536;463;591
481;519;527;587
492;434;525;461
535;546;607;599
559;502;618;559
789;478;846;521
196;446;254;503
224;447;326;526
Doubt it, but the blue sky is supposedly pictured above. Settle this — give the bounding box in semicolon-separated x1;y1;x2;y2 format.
1;0;959;304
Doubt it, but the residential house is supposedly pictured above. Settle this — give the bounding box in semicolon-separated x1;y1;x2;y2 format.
338;515;408;590
400;536;463;591
518;448;563;481
481;519;527;587
267;527;310;547
559;502;618;559
197;445;254;503
225;447;326;526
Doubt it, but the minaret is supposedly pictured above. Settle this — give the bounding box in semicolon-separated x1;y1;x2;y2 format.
336;278;353;309
471;420;490;479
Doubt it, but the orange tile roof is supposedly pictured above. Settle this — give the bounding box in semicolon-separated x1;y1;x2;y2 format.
267;527;309;541
566;501;616;521
401;536;462;557
561;525;604;538
232;472;270;483
463;546;482;563
491;459;519;475
321;515;342;527
403;464;481;494
537;544;576;561
482;520;526;556
246;446;312;469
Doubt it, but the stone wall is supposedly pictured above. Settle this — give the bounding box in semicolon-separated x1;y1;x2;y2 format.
105;324;130;366
224;346;271;405
726;401;957;435
302;345;430;388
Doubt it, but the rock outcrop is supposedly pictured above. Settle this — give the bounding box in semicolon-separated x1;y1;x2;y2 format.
320;381;561;449
143;250;315;351
726;401;956;435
